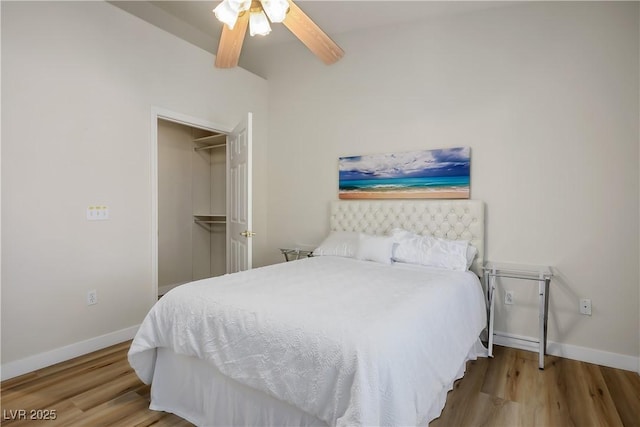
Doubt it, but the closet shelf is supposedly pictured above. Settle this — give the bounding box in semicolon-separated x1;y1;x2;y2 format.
194;134;226;152
194;215;226;232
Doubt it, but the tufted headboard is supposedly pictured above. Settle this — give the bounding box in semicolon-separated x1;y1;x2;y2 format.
330;200;485;276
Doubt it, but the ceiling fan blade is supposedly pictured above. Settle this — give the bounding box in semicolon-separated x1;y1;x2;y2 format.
215;12;249;68
282;0;344;65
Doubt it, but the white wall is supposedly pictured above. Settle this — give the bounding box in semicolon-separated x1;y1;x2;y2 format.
1;1;268;371
254;2;639;367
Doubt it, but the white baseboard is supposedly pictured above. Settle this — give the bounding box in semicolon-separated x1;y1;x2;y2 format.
493;330;640;372
1;325;139;381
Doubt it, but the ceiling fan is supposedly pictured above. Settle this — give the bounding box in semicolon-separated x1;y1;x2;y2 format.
213;0;344;68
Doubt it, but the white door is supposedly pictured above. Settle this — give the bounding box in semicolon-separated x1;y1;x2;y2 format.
227;113;253;273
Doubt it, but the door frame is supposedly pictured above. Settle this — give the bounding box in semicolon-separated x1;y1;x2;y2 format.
150;107;231;306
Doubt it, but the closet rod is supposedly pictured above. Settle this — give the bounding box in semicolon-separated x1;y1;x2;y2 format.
193;133;226;143
194;219;226;232
194;142;226;152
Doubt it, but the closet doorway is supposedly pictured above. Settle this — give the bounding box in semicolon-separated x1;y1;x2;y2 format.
151;109;253;300
157;119;227;296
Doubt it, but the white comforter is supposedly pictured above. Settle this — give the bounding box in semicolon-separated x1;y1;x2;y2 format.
129;256;487;426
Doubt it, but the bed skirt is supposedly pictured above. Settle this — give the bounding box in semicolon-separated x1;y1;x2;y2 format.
148;339;487;426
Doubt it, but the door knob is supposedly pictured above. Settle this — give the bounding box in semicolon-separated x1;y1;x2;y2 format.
240;230;256;237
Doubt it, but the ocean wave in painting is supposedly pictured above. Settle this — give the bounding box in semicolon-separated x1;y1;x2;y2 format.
339;176;469;191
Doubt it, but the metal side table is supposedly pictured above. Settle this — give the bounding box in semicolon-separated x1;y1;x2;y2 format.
279;248;314;262
483;262;553;369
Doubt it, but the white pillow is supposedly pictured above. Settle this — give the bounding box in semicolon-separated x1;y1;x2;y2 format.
355;234;395;265
466;245;478;269
390;228;470;271
426;237;469;271
390;228;430;265
313;231;360;258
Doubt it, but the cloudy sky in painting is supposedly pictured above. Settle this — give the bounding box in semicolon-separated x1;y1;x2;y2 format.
339;147;470;180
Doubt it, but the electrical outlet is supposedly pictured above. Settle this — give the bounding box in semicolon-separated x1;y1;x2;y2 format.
580;298;591;315
87;290;98;306
505;290;514;305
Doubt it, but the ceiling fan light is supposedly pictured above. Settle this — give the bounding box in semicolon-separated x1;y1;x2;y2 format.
260;0;289;23
249;10;271;36
213;1;239;29
227;0;252;13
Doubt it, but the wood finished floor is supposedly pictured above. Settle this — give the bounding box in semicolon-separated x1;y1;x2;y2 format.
1;341;639;426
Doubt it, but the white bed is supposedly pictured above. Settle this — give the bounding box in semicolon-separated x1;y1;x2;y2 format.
129;200;487;426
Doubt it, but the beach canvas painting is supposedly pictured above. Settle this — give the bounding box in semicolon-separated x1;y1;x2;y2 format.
339;147;470;199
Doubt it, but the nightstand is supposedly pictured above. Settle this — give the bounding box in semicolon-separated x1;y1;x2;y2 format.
279;248;314;262
483;262;553;369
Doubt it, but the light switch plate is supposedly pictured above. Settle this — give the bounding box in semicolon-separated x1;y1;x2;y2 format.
87;205;109;221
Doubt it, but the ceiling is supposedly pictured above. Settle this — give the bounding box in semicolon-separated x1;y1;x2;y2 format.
109;1;511;76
